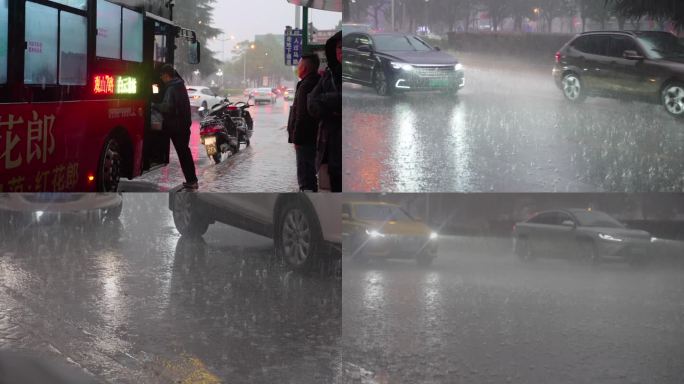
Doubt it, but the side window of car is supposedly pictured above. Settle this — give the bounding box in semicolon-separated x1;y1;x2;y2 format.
343;34;359;49
529;212;556;225
608;36;641;57
556;213;574;225
357;35;372;49
574;35;608;56
201;89;212;96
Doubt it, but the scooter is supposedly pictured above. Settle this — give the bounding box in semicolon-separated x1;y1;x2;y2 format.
199;101;240;164
225;101;254;147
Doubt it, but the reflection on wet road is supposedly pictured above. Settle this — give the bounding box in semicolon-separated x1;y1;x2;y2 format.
0;194;340;383
343;53;684;192
342;236;684;384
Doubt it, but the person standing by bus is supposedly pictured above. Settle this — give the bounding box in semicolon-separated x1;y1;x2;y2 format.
289;54;321;192
152;64;199;190
307;31;342;192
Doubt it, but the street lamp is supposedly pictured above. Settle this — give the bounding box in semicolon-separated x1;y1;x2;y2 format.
234;43;256;87
213;34;235;63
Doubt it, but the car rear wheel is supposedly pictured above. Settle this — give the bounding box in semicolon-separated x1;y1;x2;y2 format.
373;68;392;97
561;73;586;103
171;192;210;237
275;199;323;272
662;82;684;118
97;136;122;192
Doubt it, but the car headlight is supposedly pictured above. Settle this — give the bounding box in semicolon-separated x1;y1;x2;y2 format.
365;229;385;238
429;232;438;240
598;233;623;242
650;237;658;243
391;62;413;71
454;63;463;71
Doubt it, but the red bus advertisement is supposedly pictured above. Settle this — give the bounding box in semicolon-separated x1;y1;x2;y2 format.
0;0;200;191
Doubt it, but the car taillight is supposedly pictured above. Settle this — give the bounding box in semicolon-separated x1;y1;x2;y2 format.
191;95;201;100
227;106;237;110
555;51;561;63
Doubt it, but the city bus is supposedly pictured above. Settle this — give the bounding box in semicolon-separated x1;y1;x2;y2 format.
0;0;200;191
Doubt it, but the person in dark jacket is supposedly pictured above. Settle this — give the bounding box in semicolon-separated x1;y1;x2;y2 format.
291;54;321;191
308;31;342;192
152;64;198;190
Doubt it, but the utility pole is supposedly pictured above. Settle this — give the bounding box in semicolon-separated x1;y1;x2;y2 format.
391;0;395;31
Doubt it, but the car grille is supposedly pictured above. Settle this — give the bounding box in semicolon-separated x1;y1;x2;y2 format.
411;65;456;78
22;193;85;203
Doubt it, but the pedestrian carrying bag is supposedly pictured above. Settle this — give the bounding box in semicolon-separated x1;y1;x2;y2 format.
151;109;163;131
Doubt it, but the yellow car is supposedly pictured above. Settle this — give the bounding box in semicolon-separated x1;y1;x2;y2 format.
342;201;439;265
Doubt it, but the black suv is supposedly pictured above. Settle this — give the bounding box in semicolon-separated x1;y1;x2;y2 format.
553;31;684;117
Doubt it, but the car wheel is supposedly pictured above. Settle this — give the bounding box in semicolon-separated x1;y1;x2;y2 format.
561;72;586;103
662;82;684;118
275;198;323;272
97;136;122;192
515;237;534;262
171;192;209;237
373;68;392;97
580;240;600;265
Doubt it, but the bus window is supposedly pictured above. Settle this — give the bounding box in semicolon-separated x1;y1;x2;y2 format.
122;8;143;62
0;0;7;84
25;2;58;85
59;12;87;85
96;0;121;59
51;0;87;10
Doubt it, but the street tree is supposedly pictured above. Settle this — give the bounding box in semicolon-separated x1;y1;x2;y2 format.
173;0;221;80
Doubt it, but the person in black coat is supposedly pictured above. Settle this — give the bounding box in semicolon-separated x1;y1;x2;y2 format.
290;54;321;191
307;31;342;192
152;64;198;190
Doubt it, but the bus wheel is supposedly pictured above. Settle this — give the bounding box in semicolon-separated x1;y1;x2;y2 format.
98;137;122;192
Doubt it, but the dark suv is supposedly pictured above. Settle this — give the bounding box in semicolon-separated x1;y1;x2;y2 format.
553;31;684;117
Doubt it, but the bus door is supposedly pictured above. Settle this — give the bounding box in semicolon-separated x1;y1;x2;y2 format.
140;17;174;173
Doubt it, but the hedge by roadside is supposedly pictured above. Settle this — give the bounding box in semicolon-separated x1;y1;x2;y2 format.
445;32;575;63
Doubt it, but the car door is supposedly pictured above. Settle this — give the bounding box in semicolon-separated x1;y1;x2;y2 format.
201;194;276;224
553;212;579;259
356;34;377;84
524;212;558;257
570;35;610;93
604;35;649;96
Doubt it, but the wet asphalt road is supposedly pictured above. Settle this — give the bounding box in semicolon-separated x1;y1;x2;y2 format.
0;194;340;383
123;98;298;192
343;52;684;193
341;236;684;384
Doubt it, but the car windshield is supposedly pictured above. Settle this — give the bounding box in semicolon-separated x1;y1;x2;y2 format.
637;33;684;59
573;210;625;228
354;204;414;222
373;35;433;51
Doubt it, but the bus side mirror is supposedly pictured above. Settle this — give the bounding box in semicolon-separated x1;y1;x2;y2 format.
188;41;200;64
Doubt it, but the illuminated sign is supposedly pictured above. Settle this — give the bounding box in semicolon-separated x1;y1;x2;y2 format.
93;75;115;94
116;76;137;94
93;75;138;95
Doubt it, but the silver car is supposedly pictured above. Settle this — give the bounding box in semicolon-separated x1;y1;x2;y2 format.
169;193;341;272
513;208;654;266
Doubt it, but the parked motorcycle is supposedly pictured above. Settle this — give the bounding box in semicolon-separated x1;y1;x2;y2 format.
199;101;240;164
225;101;254;147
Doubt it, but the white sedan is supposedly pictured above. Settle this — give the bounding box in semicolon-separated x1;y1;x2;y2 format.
169;193;341;272
187;86;225;112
